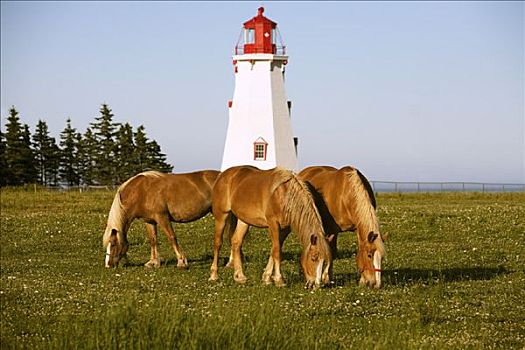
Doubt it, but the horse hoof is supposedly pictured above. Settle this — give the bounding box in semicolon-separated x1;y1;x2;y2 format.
145;260;160;269
304;281;318;290
261;274;272;285
177;260;188;269
234;275;247;284
209;273;219;282
273;277;286;288
262;276;273;285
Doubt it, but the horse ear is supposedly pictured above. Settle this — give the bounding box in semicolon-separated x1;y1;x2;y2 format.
327;234;336;243
381;232;389;241
368;231;378;243
310;234;318;246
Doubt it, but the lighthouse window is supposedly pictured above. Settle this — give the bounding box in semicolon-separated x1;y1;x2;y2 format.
254;143;267;161
246;29;255;44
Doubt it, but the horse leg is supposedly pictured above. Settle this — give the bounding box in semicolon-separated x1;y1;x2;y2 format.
262;256;274;285
226;234;247;268
330;233;338;258
210;213;227;281
263;226;290;285
323;233;337;285
269;222;286;287
144;223;161;268
156;217;187;269
231;220;249;284
226;250;235;268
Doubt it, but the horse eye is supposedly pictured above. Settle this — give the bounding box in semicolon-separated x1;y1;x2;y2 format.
367;254;373;259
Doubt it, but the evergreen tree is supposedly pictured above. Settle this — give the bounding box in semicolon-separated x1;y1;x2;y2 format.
21;124;38;184
59;118;80;186
45;137;61;187
133;125;150;173
146;139;173;172
114;123;136;182
132;125;173;173
0;131;7;186
78;128;97;186
4;107;31;185
32;120;54;185
90;104;117;185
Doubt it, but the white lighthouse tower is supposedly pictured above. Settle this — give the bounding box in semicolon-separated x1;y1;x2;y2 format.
221;7;298;171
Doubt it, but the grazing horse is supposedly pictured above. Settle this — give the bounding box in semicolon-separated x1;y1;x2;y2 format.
102;170;220;268
209;166;332;289
298;166;386;288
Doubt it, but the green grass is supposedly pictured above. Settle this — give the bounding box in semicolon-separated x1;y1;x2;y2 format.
1;189;524;349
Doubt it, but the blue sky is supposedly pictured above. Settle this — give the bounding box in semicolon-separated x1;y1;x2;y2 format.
1;1;523;183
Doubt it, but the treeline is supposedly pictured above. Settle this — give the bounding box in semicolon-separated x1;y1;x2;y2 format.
0;104;173;187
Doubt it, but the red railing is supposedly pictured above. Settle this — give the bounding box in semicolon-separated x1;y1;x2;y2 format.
234;44;286;56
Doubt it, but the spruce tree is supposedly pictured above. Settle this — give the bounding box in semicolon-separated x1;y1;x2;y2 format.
21;124;38;184
0;131;7;186
133;125;173;173
4;107;29;185
78;128;97;186
147;139;173;172
90;104;117;185
115;123;136;182
32;120;53;185
59;118;80;186
133;125;150;173
45;137;61;187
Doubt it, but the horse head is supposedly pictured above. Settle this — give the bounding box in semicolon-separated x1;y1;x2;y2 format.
104;227;128;268
301;234;333;289
356;231;385;288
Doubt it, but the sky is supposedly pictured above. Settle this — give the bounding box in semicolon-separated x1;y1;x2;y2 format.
1;1;524;183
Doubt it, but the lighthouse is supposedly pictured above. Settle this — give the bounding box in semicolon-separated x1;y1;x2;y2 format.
221;7;298;172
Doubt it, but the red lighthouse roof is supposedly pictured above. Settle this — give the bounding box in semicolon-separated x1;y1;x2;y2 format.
239;7;282;55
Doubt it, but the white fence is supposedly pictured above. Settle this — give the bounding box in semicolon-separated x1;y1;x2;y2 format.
370;181;525;193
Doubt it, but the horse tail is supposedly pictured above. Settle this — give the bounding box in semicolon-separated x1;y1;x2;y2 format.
345;168;385;253
102;171;164;248
277;169;331;260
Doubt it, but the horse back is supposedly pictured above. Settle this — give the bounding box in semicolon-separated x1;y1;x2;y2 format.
298;165;337;181
213;166;290;228
120;170;220;223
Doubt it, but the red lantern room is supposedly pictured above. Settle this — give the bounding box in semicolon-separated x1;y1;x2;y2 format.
235;7;285;55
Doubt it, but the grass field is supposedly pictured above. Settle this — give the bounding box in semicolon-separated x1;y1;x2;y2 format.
1;188;524;349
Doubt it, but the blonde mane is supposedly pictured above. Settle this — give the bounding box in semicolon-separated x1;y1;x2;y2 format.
274;168;331;259
102;171;165;248
345;168;385;256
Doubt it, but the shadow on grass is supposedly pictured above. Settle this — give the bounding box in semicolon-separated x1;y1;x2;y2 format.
385;266;509;284
333;265;509;287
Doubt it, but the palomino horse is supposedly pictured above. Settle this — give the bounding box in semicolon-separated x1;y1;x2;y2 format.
209;166;332;289
298;166;386;288
103;170;220;268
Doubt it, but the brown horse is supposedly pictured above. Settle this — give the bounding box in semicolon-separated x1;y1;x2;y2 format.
209;166;332;289
298;166;386;288
103;170;220;268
